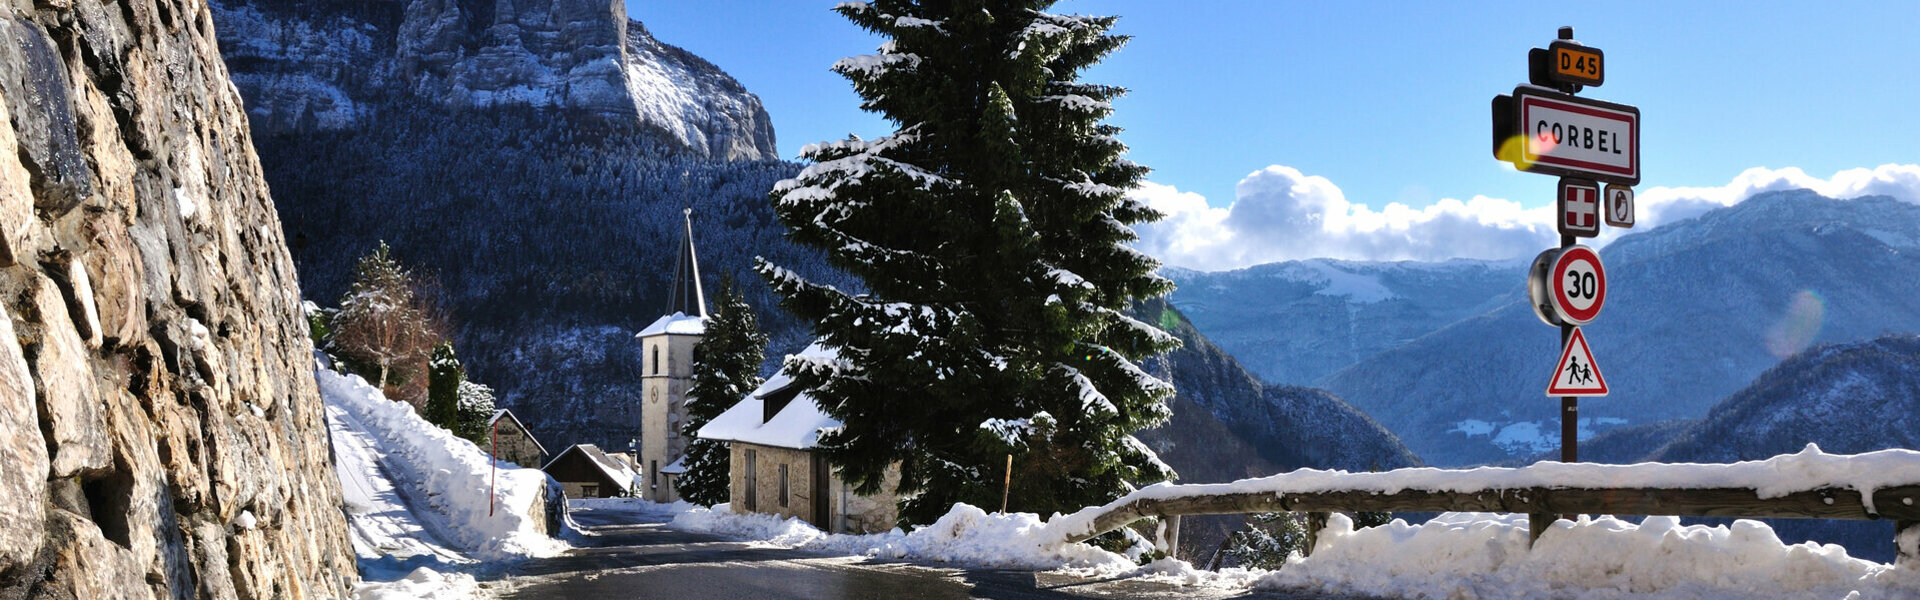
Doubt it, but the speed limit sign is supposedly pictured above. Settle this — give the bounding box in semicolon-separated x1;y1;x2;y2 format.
1527;245;1607;325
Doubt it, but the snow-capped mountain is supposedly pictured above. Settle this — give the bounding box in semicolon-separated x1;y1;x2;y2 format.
211;0;776;160
1163;258;1524;386
1317;191;1920;466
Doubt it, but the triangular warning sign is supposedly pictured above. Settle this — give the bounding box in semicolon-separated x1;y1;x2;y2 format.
1547;327;1609;397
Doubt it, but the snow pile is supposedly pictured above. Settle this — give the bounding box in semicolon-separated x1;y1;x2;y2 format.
319;361;566;561
1263;513;1920;599
351;568;482;600
669;502;1139;573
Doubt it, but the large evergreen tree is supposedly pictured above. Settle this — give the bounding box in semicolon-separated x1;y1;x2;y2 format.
680;279;768;507
759;1;1180;524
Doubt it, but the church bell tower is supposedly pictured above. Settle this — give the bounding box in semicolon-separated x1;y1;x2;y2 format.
636;208;706;502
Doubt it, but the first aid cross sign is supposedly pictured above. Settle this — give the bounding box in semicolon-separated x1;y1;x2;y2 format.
1558;178;1600;237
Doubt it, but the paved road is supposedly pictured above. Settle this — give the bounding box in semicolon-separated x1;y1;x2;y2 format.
493;508;1382;600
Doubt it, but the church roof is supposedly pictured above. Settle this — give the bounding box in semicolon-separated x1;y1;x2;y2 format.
696;342;843;450
664;208;707;319
636;312;706;338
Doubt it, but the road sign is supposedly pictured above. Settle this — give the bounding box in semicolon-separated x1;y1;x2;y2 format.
1558;178;1601;237
1550;245;1606;324
1604;184;1634;228
1527;248;1564;326
1492;86;1640;186
1547;327;1609;396
1548;41;1603;87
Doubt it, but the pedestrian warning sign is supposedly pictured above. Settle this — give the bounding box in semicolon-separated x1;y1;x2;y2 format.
1547;327;1608;397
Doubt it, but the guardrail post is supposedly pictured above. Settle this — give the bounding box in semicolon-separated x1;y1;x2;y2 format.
1303;512;1330;557
1161;515;1181;559
1899;520;1919;567
1529;512;1553;547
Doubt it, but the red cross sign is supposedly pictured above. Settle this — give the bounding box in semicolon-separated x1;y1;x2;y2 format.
1558;178;1600;237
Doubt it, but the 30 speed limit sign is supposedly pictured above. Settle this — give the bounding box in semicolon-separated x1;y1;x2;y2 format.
1528;245;1607;325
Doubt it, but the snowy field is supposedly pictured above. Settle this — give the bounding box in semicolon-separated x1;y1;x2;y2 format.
320;359;569;599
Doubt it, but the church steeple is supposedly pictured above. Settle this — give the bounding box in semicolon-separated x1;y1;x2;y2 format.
666;208;707;318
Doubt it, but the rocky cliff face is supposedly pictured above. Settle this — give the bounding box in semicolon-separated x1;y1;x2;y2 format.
0;0;353;596
210;0;778;160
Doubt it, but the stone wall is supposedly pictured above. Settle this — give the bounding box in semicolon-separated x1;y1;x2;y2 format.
728;442;899;534
0;0;355;596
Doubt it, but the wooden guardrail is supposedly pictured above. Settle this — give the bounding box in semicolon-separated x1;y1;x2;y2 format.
1051;451;1920;564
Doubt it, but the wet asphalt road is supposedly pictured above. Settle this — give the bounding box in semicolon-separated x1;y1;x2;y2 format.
493;509;1383;600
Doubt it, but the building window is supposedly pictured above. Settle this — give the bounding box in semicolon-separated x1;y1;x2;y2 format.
651;460;659;486
582;484;598;498
652;346;660;375
778;464;789;508
744;450;758;511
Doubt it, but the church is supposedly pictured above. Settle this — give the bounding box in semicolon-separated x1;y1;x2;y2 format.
634;208;707;503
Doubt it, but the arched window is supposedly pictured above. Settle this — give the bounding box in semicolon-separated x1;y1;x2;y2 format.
652;346;660;375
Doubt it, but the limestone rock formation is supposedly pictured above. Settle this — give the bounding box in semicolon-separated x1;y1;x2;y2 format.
211;0;779;161
0;0;355;596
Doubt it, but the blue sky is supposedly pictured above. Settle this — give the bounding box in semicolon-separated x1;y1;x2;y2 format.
631;1;1919;269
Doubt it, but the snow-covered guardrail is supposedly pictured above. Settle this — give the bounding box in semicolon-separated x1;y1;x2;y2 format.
1048;445;1920;564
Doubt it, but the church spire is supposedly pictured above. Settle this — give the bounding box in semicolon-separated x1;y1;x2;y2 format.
666;208;707;318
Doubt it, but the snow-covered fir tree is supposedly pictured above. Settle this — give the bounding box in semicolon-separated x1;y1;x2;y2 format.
455;380;497;444
426;343;462;431
759;0;1181;524
680;279;768;507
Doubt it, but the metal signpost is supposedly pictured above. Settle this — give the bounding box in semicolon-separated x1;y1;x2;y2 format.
1495;28;1639;522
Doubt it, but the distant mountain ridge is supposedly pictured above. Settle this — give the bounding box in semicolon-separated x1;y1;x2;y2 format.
1164;258;1524;386
211;0;777;160
1320;191;1920;465
1162;190;1920;466
1649;333;1920;463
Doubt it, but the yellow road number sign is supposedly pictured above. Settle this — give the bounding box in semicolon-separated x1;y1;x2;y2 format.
1550;42;1603;86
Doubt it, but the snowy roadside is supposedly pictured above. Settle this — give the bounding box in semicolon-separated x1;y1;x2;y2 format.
612;490;1920;598
319;358;570;599
618;498;1256;591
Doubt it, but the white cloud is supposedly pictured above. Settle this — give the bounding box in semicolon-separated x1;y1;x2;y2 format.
1133;163;1920;272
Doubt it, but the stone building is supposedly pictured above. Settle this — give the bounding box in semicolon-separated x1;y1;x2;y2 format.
487;409;548;469
636;208;707;503
542;444;637;499
697;344;900;534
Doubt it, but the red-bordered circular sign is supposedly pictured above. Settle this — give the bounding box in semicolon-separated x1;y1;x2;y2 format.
1550;245;1606;324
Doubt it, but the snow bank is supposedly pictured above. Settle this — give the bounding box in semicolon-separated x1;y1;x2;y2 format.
319;361;566;561
668;502;1139;573
1050;444;1920;543
1264;512;1920;599
351;568;482;600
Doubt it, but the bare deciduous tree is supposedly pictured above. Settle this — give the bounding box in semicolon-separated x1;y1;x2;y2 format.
333;242;443;408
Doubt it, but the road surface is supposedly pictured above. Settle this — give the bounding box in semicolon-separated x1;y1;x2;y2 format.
494;504;1382;599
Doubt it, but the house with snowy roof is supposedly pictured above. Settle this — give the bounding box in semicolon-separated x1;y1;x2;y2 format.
487;408;548;469
697;343;900;534
542;443;638;499
634;208;707;503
